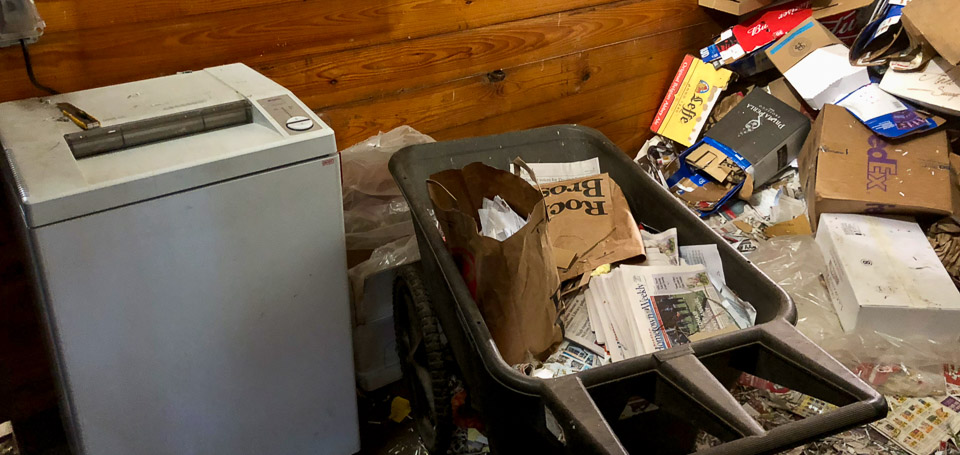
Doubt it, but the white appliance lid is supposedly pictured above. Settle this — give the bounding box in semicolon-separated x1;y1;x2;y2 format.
0;64;336;227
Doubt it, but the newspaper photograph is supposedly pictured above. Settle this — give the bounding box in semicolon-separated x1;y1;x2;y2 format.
620;264;737;352
641;228;679;266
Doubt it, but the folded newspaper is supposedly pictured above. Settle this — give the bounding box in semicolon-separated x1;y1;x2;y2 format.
585;263;740;361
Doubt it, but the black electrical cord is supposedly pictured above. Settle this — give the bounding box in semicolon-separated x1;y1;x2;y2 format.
20;39;58;95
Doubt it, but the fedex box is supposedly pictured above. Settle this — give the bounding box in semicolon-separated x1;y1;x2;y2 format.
799;105;954;230
816;214;960;339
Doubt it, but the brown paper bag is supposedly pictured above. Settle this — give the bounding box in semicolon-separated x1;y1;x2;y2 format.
428;162;563;365
541;173;646;283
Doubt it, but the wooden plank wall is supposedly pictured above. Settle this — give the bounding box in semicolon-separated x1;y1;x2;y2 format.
0;0;724;429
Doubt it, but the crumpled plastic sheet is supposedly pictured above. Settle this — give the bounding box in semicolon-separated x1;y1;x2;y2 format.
747;236;960;398
348;235;421;324
695;384;957;455
380;427;489;455
384;429;426;455
342;126;434;319
342;125;434;251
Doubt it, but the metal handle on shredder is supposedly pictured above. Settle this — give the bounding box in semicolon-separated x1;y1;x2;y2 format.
64;99;253;159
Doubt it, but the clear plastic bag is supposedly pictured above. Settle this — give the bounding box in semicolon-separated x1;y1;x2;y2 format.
748;235;960;397
348;236;421;324
342;126;434;251
342;127;434;323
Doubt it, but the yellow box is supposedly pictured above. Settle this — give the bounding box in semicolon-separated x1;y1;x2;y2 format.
650;55;732;147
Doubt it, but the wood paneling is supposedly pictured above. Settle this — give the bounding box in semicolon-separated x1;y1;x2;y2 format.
595;111;658;157
39;0;304;32
430;68;669;145
320;23;715;149
266;0;717;109
1;0;620;100
0;0;723;431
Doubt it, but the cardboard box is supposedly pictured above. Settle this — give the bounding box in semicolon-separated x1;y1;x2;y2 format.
705;89;811;186
902;0;960;66
816;213;960;338
700;0;871;68
651;55;732;147
799;105;954;229
766;77;806;113
698;0;780;16
879;57;960;117
700;0;814;67
732;1;814;53
700;0;871;19
813;0;875;45
766;18;870;110
667;137;747;216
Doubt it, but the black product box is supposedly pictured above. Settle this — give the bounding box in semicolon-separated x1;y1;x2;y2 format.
705;89;811;186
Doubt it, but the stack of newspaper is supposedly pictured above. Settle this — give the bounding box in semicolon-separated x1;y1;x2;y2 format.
586;263;738;361
518;158;758;374
559;231;757;364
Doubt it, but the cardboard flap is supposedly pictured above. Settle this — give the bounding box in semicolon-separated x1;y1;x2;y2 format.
812;0;874;19
698;0;779;16
685;143;737;183
902;0;960;66
542;174;646;283
767;18;844;72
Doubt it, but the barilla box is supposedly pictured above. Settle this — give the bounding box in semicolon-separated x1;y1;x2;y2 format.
705;89;810;186
798;105;954;230
816;213;960;339
651;55;732;147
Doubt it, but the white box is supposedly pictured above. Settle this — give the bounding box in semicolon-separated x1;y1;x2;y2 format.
816;214;960;338
354;315;402;392
353;268;402;391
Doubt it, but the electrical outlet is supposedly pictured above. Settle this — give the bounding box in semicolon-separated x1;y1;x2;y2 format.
0;0;45;48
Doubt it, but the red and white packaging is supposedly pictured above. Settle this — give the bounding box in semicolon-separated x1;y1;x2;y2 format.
732;0;814;52
815;0;875;45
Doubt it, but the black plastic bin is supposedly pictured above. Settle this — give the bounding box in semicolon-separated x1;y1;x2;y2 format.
388;125;886;454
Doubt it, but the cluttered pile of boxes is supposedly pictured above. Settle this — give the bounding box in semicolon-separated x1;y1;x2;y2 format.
638;0;960;341
427;0;960;379
421;1;960;451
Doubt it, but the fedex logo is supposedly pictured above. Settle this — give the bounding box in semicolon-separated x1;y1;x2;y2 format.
866;135;897;191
